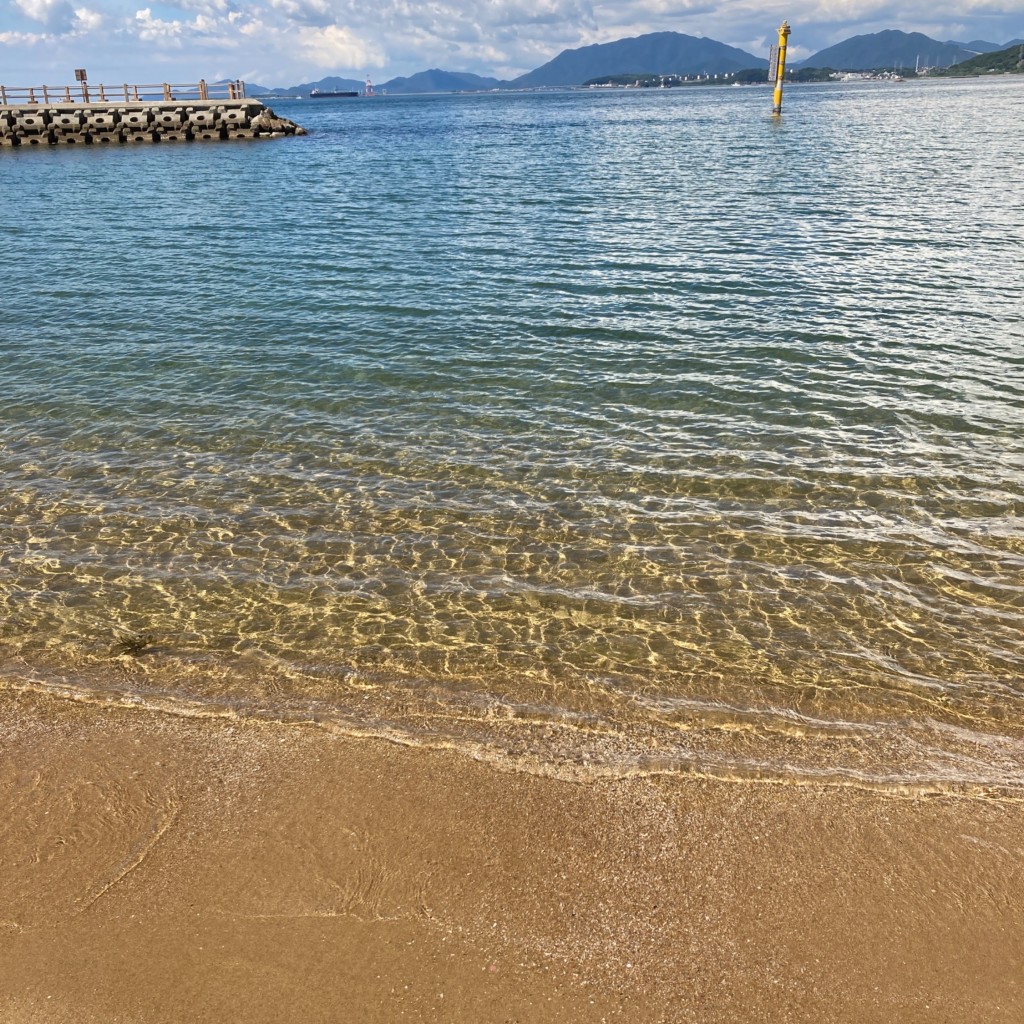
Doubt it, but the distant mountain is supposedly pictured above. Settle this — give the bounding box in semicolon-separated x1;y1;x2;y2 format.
244;28;1024;98
261;69;500;97
216;78;271;96
381;69;502;94
950;38;1024;52
948;39;1005;53
508;31;767;88
801;30;976;70
265;76;366;98
932;42;1024;76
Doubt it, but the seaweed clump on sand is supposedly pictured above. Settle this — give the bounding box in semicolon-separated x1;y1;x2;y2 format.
112;632;156;658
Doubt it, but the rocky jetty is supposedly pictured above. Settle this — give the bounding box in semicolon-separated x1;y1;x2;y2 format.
0;100;306;147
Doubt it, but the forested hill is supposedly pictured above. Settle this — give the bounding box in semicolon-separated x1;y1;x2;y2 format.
800;30;976;70
508;32;767;88
931;43;1024;76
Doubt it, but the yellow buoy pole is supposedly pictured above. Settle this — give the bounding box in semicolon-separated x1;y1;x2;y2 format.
771;21;791;115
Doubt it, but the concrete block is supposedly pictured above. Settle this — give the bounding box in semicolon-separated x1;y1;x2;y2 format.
225;128;257;139
0;136;18;147
49;111;83;131
123;130;156;143
155;130;191;142
193;128;226;141
153;109;184;129
120;110;152;130
84;112;119;131
15;113;48;132
221;107;250;126
187;110;220;129
53;134;84;145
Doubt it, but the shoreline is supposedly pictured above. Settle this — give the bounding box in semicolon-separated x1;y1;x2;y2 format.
5;662;1023;801
2;685;1022;1022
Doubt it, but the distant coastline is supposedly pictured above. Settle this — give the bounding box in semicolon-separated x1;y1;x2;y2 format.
247;29;1023;97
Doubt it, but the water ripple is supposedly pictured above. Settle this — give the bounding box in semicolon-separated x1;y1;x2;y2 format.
1;79;1023;789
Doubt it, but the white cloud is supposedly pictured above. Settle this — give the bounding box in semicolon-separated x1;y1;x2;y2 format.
134;7;184;42
73;6;102;30
1;0;1021;86
297;23;385;68
131;5;249;48
13;0;77;32
175;0;236;11
0;28;51;43
267;0;335;27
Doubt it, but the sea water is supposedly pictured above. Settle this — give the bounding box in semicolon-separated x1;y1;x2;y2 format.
2;78;1022;793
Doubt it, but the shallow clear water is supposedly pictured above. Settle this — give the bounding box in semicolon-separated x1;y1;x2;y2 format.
2;79;1023;792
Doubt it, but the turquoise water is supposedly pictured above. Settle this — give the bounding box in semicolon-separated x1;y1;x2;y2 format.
2;79;1023;792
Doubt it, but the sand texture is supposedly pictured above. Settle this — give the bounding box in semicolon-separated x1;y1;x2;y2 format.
1;687;1022;1023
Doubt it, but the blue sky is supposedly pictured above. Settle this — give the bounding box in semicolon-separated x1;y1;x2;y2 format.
2;0;1022;88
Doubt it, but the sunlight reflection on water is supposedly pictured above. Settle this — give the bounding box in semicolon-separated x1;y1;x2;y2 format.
2;79;1023;792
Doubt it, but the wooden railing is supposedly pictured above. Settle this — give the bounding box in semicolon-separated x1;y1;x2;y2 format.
0;80;246;105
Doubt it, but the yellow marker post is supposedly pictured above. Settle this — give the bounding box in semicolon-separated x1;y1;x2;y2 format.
770;21;791;115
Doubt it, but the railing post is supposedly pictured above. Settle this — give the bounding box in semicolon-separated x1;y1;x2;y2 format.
227;82;235;100
239;80;246;98
43;85;50;103
163;82;171;101
29;88;36;103
99;83;107;101
199;79;208;101
0;86;6;105
81;82;89;103
133;86;140;101
124;84;129;102
65;86;71;101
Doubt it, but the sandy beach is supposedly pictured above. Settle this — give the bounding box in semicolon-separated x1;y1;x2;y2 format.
4;65;1024;1024
1;685;1021;1023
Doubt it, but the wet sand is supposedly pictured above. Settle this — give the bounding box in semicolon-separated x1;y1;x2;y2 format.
1;685;1022;1023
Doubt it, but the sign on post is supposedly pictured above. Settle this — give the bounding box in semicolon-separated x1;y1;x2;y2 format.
74;69;87;81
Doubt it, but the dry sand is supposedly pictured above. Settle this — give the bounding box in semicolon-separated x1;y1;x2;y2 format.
1;685;1022;1023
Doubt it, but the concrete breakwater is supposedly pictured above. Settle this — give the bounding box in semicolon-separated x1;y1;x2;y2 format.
0;100;306;147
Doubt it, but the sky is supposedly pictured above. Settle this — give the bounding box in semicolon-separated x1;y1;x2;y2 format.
1;0;1022;88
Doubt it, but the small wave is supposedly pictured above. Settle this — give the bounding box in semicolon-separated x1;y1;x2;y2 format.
4;666;1023;802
